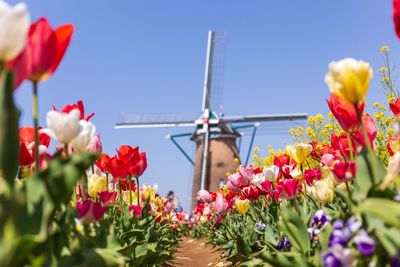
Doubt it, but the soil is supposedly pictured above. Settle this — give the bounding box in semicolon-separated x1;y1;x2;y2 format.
165;236;227;267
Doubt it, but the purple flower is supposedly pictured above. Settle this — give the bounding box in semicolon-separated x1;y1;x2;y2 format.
312;209;330;229
391;252;400;267
354;230;375;257
308;227;321;243
255;221;266;231
322;244;356;267
276;236;291;251
329;220;347;247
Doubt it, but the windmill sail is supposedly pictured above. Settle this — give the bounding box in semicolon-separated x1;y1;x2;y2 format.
115;113;198;128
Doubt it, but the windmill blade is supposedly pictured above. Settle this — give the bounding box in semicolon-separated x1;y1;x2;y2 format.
115;113;198;129
202;31;227;112
221;113;308;124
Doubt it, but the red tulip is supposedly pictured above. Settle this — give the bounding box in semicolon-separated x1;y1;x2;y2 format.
129;152;147;178
96;153;111;173
129;205;142;218
327;93;364;133
390;98;400;116
394;0;400;38
54;100;94;121
77;200;106;223
241;186;259;200
276;179;301;200
303;168;322;186
119;180;136;191
310;141;335;160
19;142;34;166
8;17;74;85
331;133;359;160
98;191;118;207
387;137;400;156
117;145;138;162
108;156;129;180
19;126;50;147
352;114;377;150
257;181;273;195
332;162;357;182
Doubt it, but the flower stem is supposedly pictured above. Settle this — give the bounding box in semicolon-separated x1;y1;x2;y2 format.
129;176;132;206
32;81;40;172
135;176;140;206
346;133;354;162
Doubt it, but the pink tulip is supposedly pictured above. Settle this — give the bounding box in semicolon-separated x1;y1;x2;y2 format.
98;191;117;206
238;165;253;182
77;199;107;223
129;205;142;218
196;189;213;203
215;193;229;213
88;133;102;152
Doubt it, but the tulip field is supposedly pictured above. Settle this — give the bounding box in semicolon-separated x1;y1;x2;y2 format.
2;1;400;267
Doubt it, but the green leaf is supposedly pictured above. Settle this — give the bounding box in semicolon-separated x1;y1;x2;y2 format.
356;198;400;228
278;204;310;254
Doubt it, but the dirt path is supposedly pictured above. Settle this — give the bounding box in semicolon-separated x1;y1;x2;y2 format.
166;236;227;267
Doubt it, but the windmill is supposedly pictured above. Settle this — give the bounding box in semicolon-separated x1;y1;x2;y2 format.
116;31;307;209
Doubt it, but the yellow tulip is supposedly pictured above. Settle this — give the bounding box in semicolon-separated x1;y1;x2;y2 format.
286;143;312;164
312;180;334;204
142;184;158;201
325;58;373;104
235;198;250;215
122;190;139;205
88;174;107;198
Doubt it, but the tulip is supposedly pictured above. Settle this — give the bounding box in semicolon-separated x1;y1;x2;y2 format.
286;143;312;164
325;58;373;104
394;0;400;39
380;152;400;190
57;100;94;121
215;193;229;213
9;17;74;82
331;133;360;160
312;180;334;204
238;165;253;182
257;181;273;195
19;126;50;148
8;17;74;171
304;168;322;186
390;97;400;116
87;174;107;198
76;199;106;223
196;189;213;203
326;93;364;133
44;109;82;144
70;119;96;151
88;133;102;152
129;204;142;218
332;162;357;183
387;137;400;156
141;184;158;201
108;156;129;180
241;186;259;200
96;153;111;173
98;191;117;206
129;151;147;178
0;1;29;62
310;142;336;160
276;179;300;200
251;172;265;185
122;190;139;206
235;198;250;215
19;142;33;166
226;172;246;191
263;165;279;181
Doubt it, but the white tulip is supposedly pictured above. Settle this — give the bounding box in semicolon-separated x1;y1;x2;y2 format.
251;173;265;185
263;165;279;181
44;109;82;144
70;119;96;151
0;1;29;61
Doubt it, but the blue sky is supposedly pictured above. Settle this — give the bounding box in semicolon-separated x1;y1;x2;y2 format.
10;0;400;210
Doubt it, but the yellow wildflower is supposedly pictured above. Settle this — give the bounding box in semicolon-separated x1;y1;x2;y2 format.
380;45;389;53
380;67;388;73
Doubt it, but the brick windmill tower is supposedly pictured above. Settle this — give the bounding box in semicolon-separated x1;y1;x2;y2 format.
116;31;307;209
